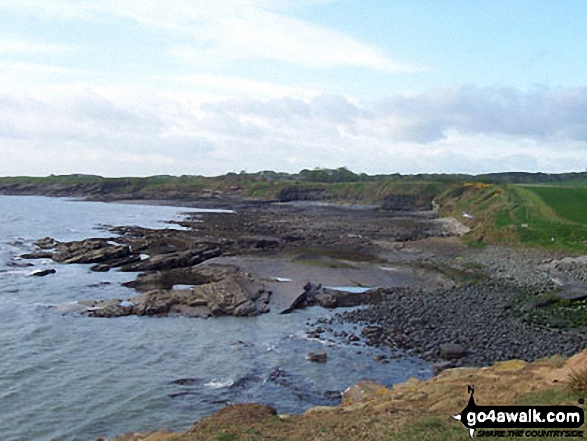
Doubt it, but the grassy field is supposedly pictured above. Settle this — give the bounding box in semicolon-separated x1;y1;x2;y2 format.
437;181;587;251
524;185;587;224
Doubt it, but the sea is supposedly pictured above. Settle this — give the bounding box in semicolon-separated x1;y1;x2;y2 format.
0;195;432;441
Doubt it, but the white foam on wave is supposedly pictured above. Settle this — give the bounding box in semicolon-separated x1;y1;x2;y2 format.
204;378;234;389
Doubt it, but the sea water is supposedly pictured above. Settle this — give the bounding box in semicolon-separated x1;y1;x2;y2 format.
0;196;431;441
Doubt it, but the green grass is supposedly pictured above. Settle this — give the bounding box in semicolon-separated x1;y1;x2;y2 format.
495;208;513;228
437;182;587;251
524;186;587;224
547;179;587;187
523;298;587;329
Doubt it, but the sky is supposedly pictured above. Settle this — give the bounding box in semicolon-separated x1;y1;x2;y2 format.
1;0;587;177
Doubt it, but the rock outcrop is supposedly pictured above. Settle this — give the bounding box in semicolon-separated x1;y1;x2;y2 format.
281;283;382;314
80;266;271;318
277;186;330;202
52;238;131;264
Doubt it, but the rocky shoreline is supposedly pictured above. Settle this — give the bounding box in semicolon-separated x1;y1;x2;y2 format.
21;199;587;370
307;240;587;369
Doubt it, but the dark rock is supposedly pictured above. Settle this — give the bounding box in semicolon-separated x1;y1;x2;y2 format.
256;302;270;314
372;354;388;363
347;333;360;342
90;255;142;272
171;378;201;386
229;340;253;348
123;265;222;292
34;237;58;249
21;252;54;259
237;236;281;250
233;300;259;317
266;367;315;401
7;261;33;267
304;282;321;304
87;302;134;318
230;374;263;389
324;390;342;401
316;287;382;308
120;247;220;272
361;326;382;337
277;187;330;202
281;234;304;243
439;343;467;360
28;268;56;277
280;291;308;314
315;291;337;308
307;352;327;363
53;239;131;264
168;304;212;318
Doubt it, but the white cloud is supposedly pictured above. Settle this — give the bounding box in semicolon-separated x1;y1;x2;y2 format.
162;74;320;100
166;4;416;71
0;35;71;55
0;84;586;176
371;85;587;143
0;0;416;72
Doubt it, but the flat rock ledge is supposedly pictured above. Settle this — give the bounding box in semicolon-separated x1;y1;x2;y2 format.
32;237;389;318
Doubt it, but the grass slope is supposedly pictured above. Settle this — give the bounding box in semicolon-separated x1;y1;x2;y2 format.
437;181;587;251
